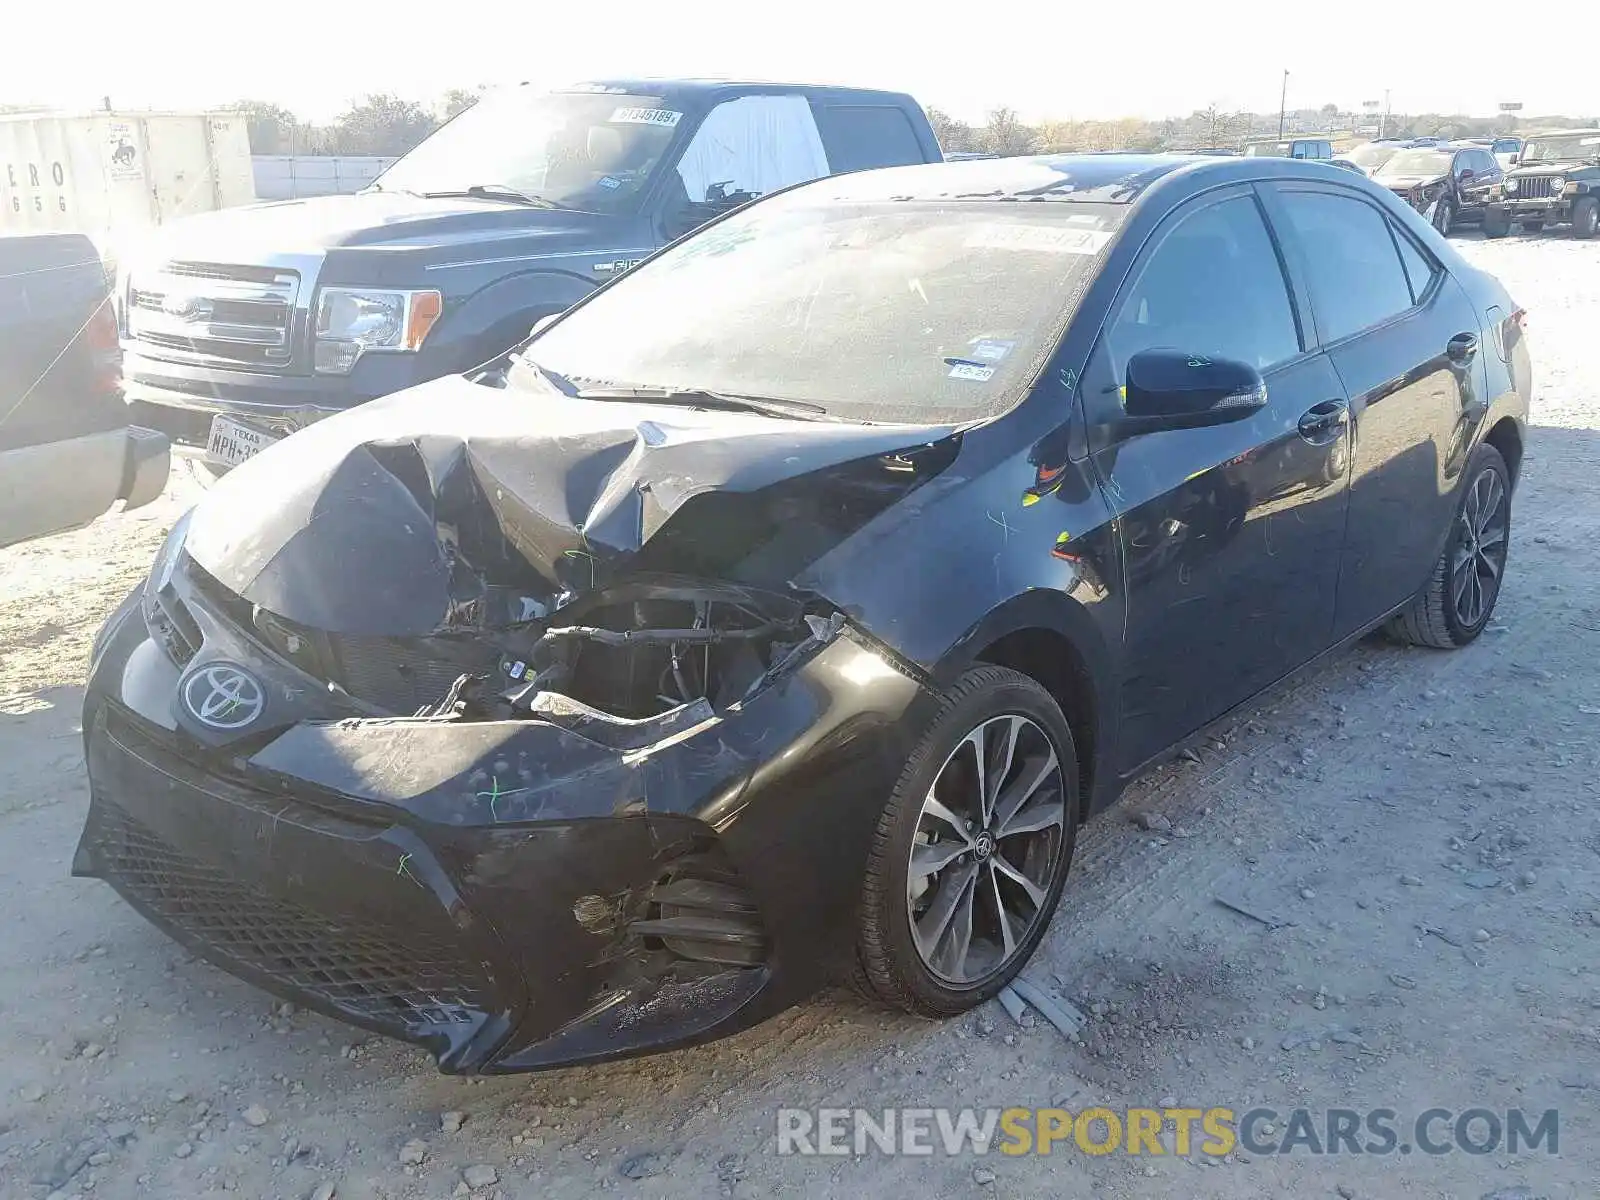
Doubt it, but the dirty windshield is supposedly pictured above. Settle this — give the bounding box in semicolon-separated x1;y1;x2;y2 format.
375;90;683;212
1519;133;1600;164
519;194;1125;424
1374;150;1453;178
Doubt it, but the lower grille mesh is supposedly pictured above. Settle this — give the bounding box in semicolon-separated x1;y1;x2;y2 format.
91;803;489;1031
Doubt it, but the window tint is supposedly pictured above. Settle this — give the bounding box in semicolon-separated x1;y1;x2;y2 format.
1276;190;1415;343
1392;224;1439;303
813;105;926;173
1106;195;1301;378
1477;150;1499;174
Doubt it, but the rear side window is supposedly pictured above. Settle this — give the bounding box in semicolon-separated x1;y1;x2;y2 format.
1391;224;1440;303
813;105;927;173
1275;190;1415;343
1105;194;1301;377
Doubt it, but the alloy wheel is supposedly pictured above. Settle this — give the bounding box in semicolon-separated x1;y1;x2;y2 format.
1452;466;1508;628
1434;200;1453;235
906;714;1067;984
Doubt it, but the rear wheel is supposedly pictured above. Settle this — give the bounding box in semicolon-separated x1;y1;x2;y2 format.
1482;208;1512;238
1386;444;1511;649
854;666;1079;1016
1572;196;1599;240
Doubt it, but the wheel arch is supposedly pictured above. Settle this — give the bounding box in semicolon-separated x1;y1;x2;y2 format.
1482;415;1524;489
427;269;595;373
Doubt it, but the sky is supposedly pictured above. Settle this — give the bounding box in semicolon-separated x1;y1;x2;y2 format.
8;1;1596;124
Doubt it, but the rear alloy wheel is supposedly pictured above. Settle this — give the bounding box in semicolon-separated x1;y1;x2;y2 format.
854;666;1078;1016
1387;444;1511;648
1433;197;1455;236
1572;196;1599;240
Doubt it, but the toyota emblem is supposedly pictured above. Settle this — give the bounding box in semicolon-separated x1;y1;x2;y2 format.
181;663;266;730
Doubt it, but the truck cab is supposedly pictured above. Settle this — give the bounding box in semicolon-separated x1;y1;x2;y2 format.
118;80;941;475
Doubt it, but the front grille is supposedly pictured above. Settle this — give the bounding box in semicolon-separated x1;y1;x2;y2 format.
128;262;300;371
1515;177;1555;200
330;636;493;715
91;802;491;1032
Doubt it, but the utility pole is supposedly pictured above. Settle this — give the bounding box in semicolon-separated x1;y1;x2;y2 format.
1379;90;1391;139
1278;70;1289;139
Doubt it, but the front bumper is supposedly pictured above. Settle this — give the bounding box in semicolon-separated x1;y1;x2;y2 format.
1491;197;1572;224
74;573;932;1072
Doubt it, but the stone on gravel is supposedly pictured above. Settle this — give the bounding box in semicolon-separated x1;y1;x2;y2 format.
463;1164;499;1188
1337;1187;1356;1199
308;1185;336;1200
1399;874;1423;887
174;1141;194;1159
241;1104;269;1127
440;1110;467;1133
1134;811;1173;834
20;1083;45;1102
619;1151;668;1180
973;1165;997;1185
397;1138;427;1165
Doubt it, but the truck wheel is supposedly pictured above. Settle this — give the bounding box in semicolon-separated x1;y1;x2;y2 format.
1572;197;1599;240
1482;208;1511;238
1432;198;1455;236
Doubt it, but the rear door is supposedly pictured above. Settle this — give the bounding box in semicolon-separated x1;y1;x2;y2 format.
1082;186;1351;770
1264;184;1486;639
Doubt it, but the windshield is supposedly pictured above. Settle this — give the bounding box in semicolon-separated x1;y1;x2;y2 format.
1520;133;1600;164
515;191;1127;424
1344;143;1400;171
1375;150;1452;178
376;90;684;212
1244;142;1292;157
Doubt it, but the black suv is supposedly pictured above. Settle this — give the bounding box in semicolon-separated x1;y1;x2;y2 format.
1370;144;1502;236
1485;129;1600;238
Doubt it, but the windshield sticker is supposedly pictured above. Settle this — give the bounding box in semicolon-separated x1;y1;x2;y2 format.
966;224;1112;256
610;107;682;127
1583;137;1600;146
597;175;622;190
969;338;1016;362
947;360;997;382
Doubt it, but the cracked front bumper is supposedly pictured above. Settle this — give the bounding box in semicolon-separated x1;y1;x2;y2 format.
75;584;935;1072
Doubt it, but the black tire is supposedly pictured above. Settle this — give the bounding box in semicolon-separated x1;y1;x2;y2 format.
853;665;1080;1017
1433;197;1456;236
1386;444;1511;649
1572;196;1599;240
1482;208;1512;238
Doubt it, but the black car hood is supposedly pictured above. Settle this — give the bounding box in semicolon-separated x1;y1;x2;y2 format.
1377;173;1446;189
184;377;957;636
132;192;618;262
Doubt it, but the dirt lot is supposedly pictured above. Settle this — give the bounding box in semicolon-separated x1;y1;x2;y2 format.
2;233;1598;1200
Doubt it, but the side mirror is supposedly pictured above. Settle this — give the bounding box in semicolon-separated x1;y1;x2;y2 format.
1509;154;1519;165
1459;168;1475;182
1118;349;1268;435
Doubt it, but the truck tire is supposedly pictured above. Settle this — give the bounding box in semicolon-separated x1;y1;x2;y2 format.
1432;197;1455;236
1482;208;1512;238
1572;196;1599;240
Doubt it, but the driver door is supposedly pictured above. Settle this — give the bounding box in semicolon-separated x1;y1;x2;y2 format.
1082;187;1352;770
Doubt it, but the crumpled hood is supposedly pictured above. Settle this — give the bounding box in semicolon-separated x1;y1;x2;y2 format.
184;377;957;635
130;192;612;262
1379;174;1446;190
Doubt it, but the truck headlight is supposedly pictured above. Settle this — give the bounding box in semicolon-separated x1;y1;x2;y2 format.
313;287;442;375
1504;178;1518;193
1548;176;1565;194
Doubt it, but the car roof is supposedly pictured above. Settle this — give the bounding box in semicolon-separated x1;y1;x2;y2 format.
798;153;1378;206
556;78;920;108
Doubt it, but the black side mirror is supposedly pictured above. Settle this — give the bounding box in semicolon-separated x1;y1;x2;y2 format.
1509;154;1519;165
1118;349;1268;434
1459;168;1475;182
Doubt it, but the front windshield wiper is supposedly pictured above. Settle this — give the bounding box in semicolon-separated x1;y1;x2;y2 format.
574;385;831;421
515;356;581;396
423;184;568;209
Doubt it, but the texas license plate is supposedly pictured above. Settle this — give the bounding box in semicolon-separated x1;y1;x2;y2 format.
204;415;279;468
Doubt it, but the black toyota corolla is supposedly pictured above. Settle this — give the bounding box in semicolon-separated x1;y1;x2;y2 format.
77;154;1531;1073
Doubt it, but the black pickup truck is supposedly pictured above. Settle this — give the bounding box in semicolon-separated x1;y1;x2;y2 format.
118;79;942;478
1;232;168;548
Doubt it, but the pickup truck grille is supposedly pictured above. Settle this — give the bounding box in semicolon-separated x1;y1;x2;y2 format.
128;262;300;371
1514;177;1556;200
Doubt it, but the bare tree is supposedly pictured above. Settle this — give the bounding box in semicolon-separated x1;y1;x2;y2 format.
441;88;484;122
982;107;1038;157
924;107;977;155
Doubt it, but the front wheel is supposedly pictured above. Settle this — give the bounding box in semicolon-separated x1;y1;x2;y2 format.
854;666;1079;1016
1572;196;1599;240
1433;198;1456;236
1386;444;1511;649
1482;208;1512;238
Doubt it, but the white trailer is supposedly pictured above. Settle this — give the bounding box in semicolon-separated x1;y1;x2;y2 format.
252;155;398;200
0;111;256;245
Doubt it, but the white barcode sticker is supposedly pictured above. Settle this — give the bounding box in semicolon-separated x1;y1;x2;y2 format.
610;107;683;127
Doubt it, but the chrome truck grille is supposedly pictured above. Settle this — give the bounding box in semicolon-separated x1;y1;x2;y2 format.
1513;177;1556;200
128;262;301;371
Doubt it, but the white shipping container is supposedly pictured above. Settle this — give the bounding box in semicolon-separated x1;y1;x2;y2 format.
252;155;398;200
0;111;256;245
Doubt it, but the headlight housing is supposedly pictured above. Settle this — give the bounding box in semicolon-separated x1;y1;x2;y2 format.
1549;176;1566;194
314;287;443;375
1504;177;1518;193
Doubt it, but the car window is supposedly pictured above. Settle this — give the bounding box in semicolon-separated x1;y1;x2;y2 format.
1316;142;1332;159
1105;194;1301;380
1391;222;1440;303
1275;190;1416;344
813;105;927;173
674;95;830;205
1477;151;1499;174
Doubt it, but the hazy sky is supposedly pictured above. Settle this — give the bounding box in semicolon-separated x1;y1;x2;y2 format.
9;1;1594;123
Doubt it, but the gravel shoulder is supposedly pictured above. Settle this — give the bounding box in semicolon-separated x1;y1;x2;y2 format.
1;234;1597;1200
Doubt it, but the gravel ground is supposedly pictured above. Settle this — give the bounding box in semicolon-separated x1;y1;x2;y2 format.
2;232;1598;1200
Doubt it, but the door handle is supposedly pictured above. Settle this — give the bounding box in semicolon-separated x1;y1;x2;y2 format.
1447;332;1479;363
1298;398;1349;443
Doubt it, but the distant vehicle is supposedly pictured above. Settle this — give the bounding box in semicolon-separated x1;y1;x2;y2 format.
1328;159;1368;175
1333;142;1406;177
1243;137;1334;160
117;80;944;482
1371;144;1503;235
1485;129;1600;238
0;233;168;547
944;151;1000;161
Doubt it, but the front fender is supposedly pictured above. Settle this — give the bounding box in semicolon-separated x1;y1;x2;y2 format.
427;269;596;373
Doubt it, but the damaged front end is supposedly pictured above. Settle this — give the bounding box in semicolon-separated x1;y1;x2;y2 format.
75;382;953;1070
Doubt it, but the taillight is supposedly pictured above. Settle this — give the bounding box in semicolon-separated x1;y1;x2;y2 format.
85;297;121;394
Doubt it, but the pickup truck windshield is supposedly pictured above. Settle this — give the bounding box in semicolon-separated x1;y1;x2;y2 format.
516;192;1126;424
376;90;683;213
1519;134;1600;164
